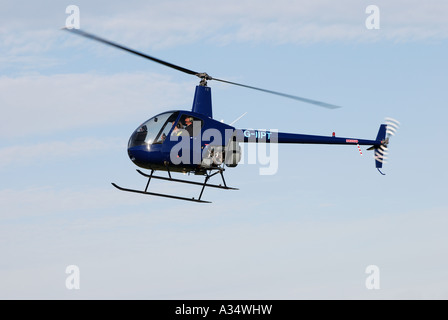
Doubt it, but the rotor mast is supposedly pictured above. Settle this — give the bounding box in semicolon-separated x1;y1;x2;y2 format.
192;77;213;118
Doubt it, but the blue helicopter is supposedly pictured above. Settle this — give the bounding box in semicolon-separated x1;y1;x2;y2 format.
65;29;398;203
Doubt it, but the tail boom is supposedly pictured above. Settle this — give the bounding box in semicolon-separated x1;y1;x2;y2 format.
236;129;381;146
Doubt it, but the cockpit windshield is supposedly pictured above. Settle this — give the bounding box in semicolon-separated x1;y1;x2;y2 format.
128;112;179;148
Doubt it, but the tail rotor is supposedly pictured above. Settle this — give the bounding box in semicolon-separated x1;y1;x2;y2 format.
374;117;400;174
385;117;400;138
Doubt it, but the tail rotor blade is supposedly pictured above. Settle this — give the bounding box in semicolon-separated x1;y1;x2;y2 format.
385;117;401;138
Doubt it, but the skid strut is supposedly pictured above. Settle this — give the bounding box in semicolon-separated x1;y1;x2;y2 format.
112;168;238;203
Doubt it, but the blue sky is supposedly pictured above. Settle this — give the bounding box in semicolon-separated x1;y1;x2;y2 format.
1;0;448;299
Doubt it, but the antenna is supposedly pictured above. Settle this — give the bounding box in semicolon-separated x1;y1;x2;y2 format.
229;112;248;126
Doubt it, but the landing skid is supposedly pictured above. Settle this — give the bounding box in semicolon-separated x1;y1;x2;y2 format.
112;168;238;203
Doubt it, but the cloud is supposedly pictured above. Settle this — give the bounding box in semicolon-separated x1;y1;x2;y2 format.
1;0;448;60
0;73;193;139
0;185;141;220
2;200;447;299
0;137;122;169
73;0;448;45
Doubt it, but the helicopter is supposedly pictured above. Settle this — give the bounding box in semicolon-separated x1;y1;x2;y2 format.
64;28;399;203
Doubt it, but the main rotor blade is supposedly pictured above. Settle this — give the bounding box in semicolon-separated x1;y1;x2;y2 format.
63;28;200;77
212;77;341;109
63;28;342;109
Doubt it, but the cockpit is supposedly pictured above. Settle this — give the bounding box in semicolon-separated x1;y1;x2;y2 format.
128;111;180;148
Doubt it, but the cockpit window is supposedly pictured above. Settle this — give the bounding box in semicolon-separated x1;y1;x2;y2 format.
171;114;203;137
154;118;176;144
128;112;179;148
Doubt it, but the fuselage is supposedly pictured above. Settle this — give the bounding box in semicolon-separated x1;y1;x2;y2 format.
127;110;382;174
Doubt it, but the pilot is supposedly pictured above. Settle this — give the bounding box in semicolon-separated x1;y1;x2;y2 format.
171;121;183;136
184;117;194;136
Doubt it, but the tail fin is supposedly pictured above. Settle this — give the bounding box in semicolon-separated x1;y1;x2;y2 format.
375;124;387;143
374;124;387;169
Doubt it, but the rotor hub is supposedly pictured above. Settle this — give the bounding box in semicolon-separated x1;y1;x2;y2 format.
196;72;212;86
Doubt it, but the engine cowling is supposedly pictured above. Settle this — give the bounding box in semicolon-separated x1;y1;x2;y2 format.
200;141;241;169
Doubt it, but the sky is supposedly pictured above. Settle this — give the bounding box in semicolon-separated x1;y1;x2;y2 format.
1;0;448;299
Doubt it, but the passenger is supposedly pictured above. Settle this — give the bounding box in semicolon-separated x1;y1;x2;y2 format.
184;117;194;136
